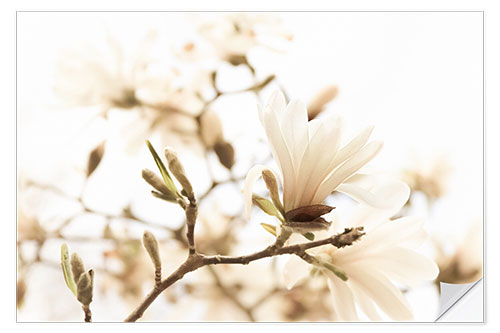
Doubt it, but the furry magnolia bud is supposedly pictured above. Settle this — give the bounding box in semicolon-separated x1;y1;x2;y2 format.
261;169;283;213
142;169;170;194
143;231;161;269
164;148;194;200
76;270;94;306
70;253;85;284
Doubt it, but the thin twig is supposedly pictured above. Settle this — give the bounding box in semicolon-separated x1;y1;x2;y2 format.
82;304;92;322
124;227;364;322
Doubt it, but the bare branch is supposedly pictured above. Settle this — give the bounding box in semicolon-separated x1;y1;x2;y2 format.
124;227;365;322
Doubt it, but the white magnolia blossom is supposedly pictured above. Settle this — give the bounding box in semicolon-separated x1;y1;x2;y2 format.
54;32;204;114
198;13;292;61
244;90;397;217
283;182;439;321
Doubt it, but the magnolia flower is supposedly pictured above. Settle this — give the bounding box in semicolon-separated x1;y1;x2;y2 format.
435;220;483;284
244;91;398;228
198;13;292;63
283;182;439;321
402;154;452;202
54;31;204;114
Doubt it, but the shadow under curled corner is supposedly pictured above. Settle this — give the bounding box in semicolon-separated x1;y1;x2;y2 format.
436;278;484;322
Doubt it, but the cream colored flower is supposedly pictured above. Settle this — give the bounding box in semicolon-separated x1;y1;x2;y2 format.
435;220;483;284
244;90;397;220
54;32;204;114
198;13;292;62
283;183;439;321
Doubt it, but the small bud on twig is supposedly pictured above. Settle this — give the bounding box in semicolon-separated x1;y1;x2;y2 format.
76;270;94;306
262;169;284;214
143;231;161;268
70;253;85;284
142;169;171;196
164;148;194;200
145;140;181;199
143;231;162;287
60;244;94;321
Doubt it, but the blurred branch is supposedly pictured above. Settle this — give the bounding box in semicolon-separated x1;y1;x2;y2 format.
206;266;256;322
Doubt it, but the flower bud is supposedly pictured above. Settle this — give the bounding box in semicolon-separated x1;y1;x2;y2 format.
76;270;94;306
261;169;283;213
307;85;338;120
145;140;180;198
214;141;235;169
143;231;161;269
199;109;223;148
164;148;194;200
70;253;85;284
142;168;171;195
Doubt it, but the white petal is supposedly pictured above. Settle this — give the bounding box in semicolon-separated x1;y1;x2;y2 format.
283;256;310;289
351;286;382;321
360;247;439;285
336;183;390;208
336;216;428;264
326;271;358;321
292;116;343;208
344;265;414;321
261;104;296;210
308;118;322;139
280;100;309;182
242;164;268;219
337;175;410;217
264;90;287;119
312;141;383;203
326;126;374;172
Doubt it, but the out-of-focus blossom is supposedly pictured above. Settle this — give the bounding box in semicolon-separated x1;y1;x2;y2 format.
283;183;439;321
53;31;206;132
435;221;483;285
18;209;46;243
199;109;224;149
402;155;452;202
307;85;339;120
244;91;401;221
198;13;293;64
